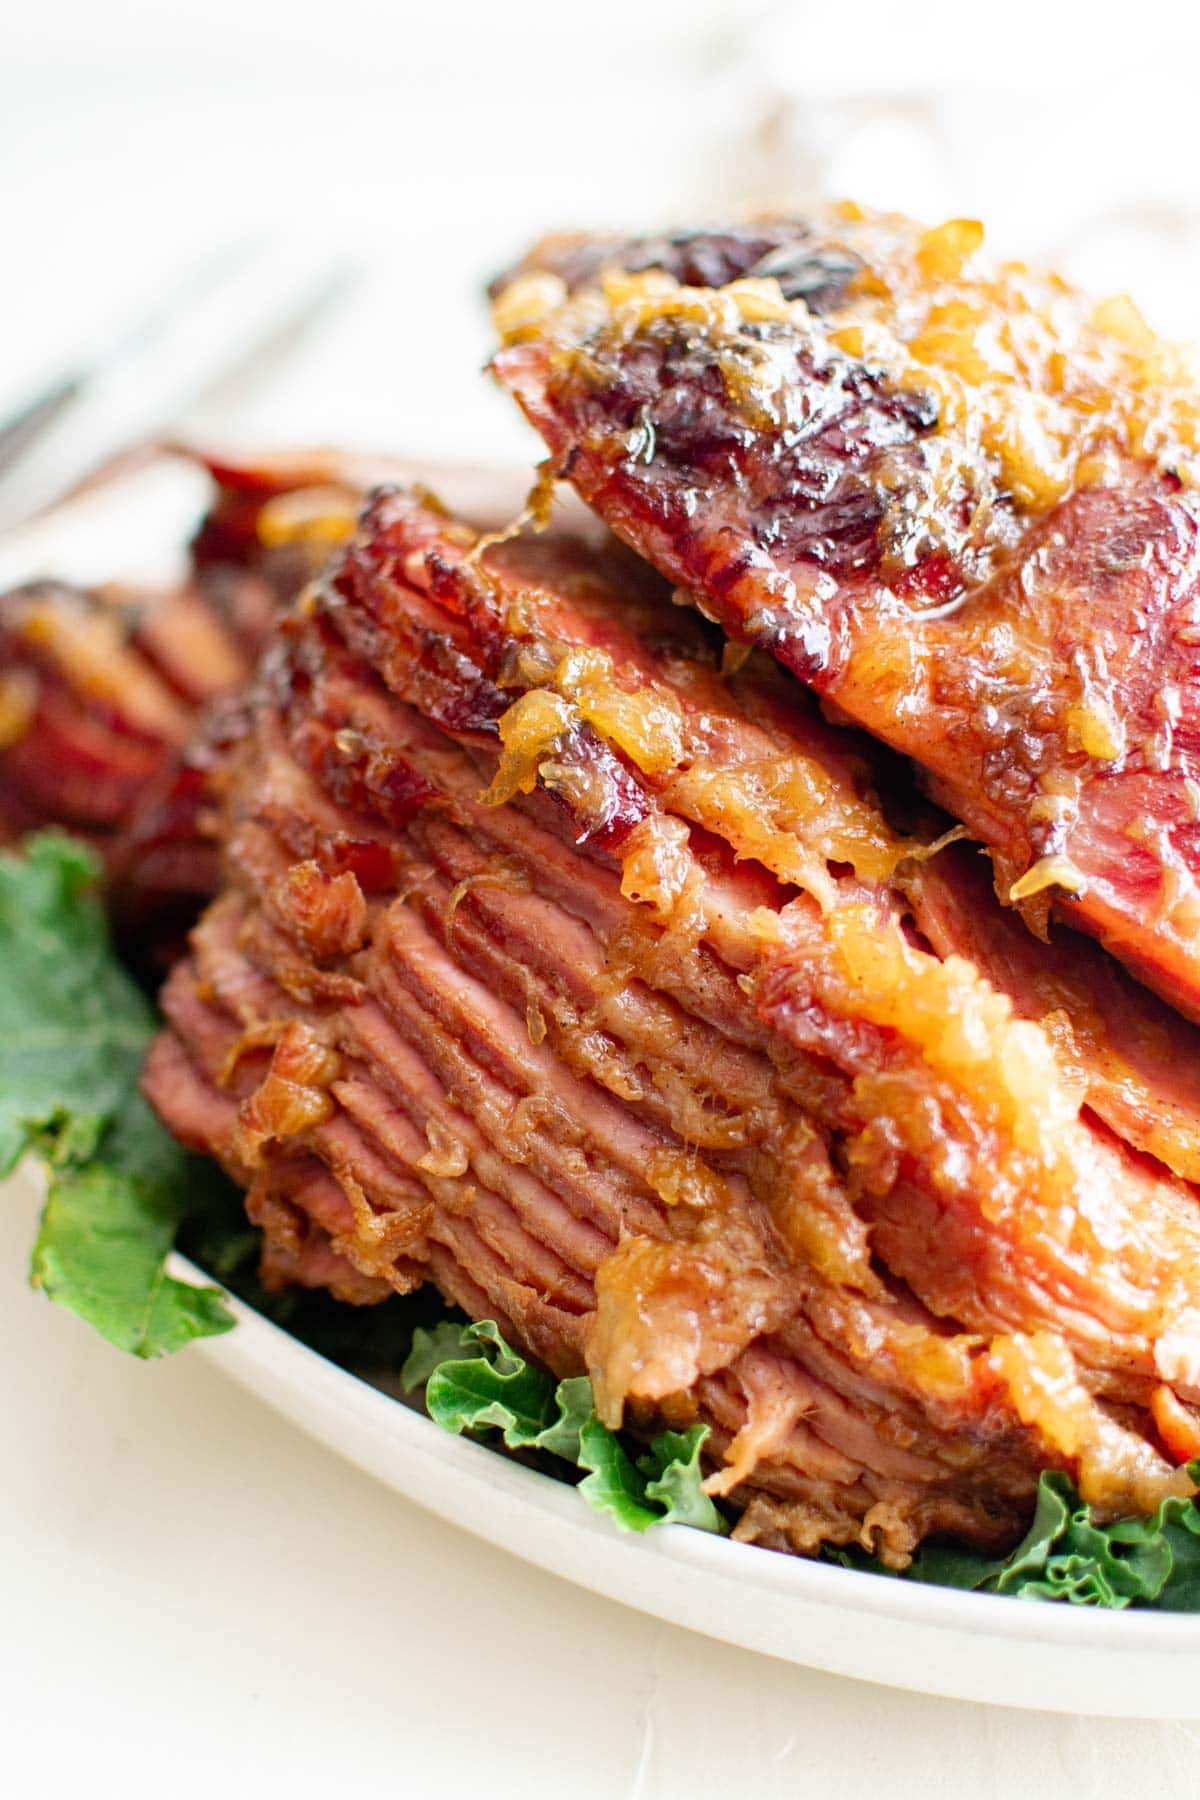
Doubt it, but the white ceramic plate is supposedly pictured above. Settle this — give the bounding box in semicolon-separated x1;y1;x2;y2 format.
170;1251;1200;1718
13;459;1200;1718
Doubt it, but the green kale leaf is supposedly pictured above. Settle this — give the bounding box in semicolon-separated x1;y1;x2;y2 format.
1;834;234;1355
638;1425;724;1532
402;1317;726;1537
906;1464;1200;1609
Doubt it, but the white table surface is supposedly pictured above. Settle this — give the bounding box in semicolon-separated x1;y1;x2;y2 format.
8;5;1200;1790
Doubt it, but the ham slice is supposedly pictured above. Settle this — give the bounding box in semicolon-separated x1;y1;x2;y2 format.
490;208;1200;1020
0;452;318;854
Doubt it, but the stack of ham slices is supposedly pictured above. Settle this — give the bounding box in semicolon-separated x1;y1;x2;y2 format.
19;206;1200;1566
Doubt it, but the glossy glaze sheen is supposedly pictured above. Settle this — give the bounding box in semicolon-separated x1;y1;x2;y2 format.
491;207;1200;1019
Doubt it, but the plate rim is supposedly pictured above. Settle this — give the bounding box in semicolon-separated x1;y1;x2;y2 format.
170;1253;1200;1715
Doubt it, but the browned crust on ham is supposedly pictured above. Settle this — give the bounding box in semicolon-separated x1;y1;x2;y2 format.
490;210;1200;1025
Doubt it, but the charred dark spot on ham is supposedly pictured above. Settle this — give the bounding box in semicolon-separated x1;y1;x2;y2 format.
492;223;866;317
521;314;940;591
748;242;865;312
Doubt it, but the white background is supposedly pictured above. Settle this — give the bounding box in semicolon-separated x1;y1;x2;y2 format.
6;2;1200;1792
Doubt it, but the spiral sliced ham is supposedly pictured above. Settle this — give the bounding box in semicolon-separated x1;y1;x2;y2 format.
0;451;557;959
0;448;338;849
141;488;1200;1561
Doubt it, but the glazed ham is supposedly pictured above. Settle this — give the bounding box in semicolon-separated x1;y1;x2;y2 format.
490;209;1200;1021
0;454;327;854
0;451;549;953
0;575;249;846
20;208;1200;1567
142;488;1200;1561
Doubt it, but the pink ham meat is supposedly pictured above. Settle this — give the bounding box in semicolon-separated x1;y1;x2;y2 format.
489;210;1200;1021
142;487;1200;1563
903;839;1200;1185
